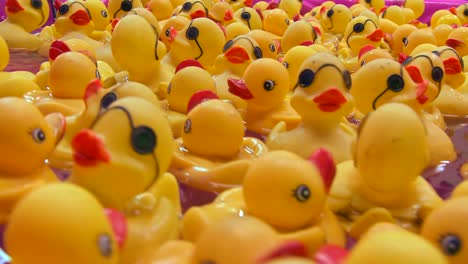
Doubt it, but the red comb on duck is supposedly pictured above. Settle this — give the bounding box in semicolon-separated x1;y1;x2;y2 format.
443;57;463;74
72;129;111;167
308;148;336;192
224;9;234;21
293;14;301;22
111;18;120;31
446;38;465;49
49;40;71;61
228;78;254;99
104;208;127;249
267;1;278;10
358;44;376;60
176;59;204;73
187;90;220;112
314;245;349;264
256;241;308;263
255;8;264;20
84;79;103;101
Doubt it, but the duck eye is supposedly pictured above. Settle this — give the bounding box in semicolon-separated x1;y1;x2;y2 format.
241;11;251;20
121;0;132;11
464;9;468;16
184;119;192;133
298;69;315;87
100;92;118;109
97;233;113;257
31;128;46;143
263;80;275;91
327;9;334;17
353;23;365;33
253;47;263;59
432;67;444;82
182;2;192;11
402;37;408;47
31;0;42;9
131;126;157;154
101;10;108;17
165;28;171;37
440;234;462;256
283;61;289;69
59;4;69;15
186;26;199;40
294;184;311;202
387;74;404;92
269;43;276;52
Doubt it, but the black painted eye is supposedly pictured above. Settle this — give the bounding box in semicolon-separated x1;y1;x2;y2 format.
263;80;275;91
253;47;263;59
432;67;444;82
184;119;192;133
121;0;132;12
440;234;462;256
283;61;289;69
294;184;311;202
464;9;468;16
298;69;315;87
182;2;192;11
101;10;108;17
131;126;157;154
31;0;42;9
365;0;371;3
402;37;408;47
97;233;113;257
59;4;69;15
327;9;334;17
223;40;233;52
343;70;352;89
387;74;404;92
165;28;171;37
241;11;251;20
100;92;117;109
311;11;316;16
269;43;276;52
186;26;199;40
31;128;46;143
353;23;365;33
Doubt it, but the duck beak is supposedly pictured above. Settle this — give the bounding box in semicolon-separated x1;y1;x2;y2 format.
243;0;252;7
104;208;127;249
366;29;383;42
443;57;463;74
225;46;250;64
224;9;233;21
45;112;66;145
70;9;91;26
228;78;254;99
405;65;424;83
256;241;308;263
312;88;347;112
449;7;457;15
416;80;429;105
168;27;178;42
72;129;111;167
190;10;206;19
446;38;465;49
49;40;71;61
6;0;24;13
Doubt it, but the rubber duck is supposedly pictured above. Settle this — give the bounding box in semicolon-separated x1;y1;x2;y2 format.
450;3;468;25
348;3;367;18
111;14;171;96
159;15;190;50
340;16;385;57
320;4;352;36
351;58;456;166
402;28;437;57
164;60;217;137
228;58;301;135
69;97;181;264
208;1;235;25
5;183;123;264
83;0;112;42
380;5;415;26
0;97;61;224
433;24;454;47
146;0;176;21
346;228;448;264
390;24;417;58
0;0;50;50
432;12;461;28
233;7;263;30
49;79;159;170
422;197;468;264
281;20;320;54
178;0;211;20
404;0;425;19
228;0;253;13
171;93;267;192
246;29;281;59
328;103;443;235
162;17;226;74
357;45;393;67
267;52;355;164
262;8;290;36
213;35;263;108
107;0;143;19
357;0;385;15
446;27;468;57
225;21;251;41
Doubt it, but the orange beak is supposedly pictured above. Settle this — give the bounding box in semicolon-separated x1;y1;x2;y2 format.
70;9;91;26
5;0;24;13
228;78;254;99
167;26;178;42
405;65;424;83
416;80;429;105
225;46;251;64
366;29;384;42
243;0;252;7
72;129;111;167
312;88;347;113
446;38;465;49
190;10;206;19
443;57;463;74
224;9;233;21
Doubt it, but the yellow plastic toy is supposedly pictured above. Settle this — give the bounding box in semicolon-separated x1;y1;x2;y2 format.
267;52;355;164
224;21;251;41
146;0;176;21
262;8;290;36
402;28;437;56
208;1;234;25
422;197;468;264
162;17;226;74
0;97;61;224
433;24;454;47
450;3;468;25
69;97;181;264
5;183;122;264
404;0;425;19
48;79;159;170
357;45;393;67
171;94;267;192
328;103;443;235
320;4;352;35
390;24;417;58
380;5;415;26
281;20;320;54
107;0;143;19
446;27;468;57
340;16;385;57
0;0;50;50
247;29;281;59
213;35;263;108
178;0;212;20
351;58;456;166
346;228;448;264
228;58;301;135
159;15;191;50
83;0;111;41
233;7;263;30
357;0;385;15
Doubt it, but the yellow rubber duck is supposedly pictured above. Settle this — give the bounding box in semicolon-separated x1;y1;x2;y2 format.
48;79;159;170
164;60;217;137
247;29;281;59
228;58;301;135
0;0;50;50
357;45;393;67
262;8;290;36
352;58;456;166
267;52;355;164
69;97;181;264
433;24;454;47
380;5;415;26
404;0;425;19
146;0;177;21
213;35;263;108
5;183;121;264
281;20;321;54
390;24;417;59
402;28;437;56
107;0;143;19
171;94;267;192
346;228;448;264
320;4;352;36
328;103;443;236
446;27;468;58
159;15;191;50
339;16;386;57
0;97;61;224
450;4;468;25
357;0;385;15
178;0;211;20
422;197;468;264
228;0;252;12
233;7;263;30
83;0;112;42
111;13;171;96
162;17;226;74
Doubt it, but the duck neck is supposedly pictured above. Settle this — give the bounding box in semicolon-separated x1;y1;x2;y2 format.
357;174;414;208
302;115;343;130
